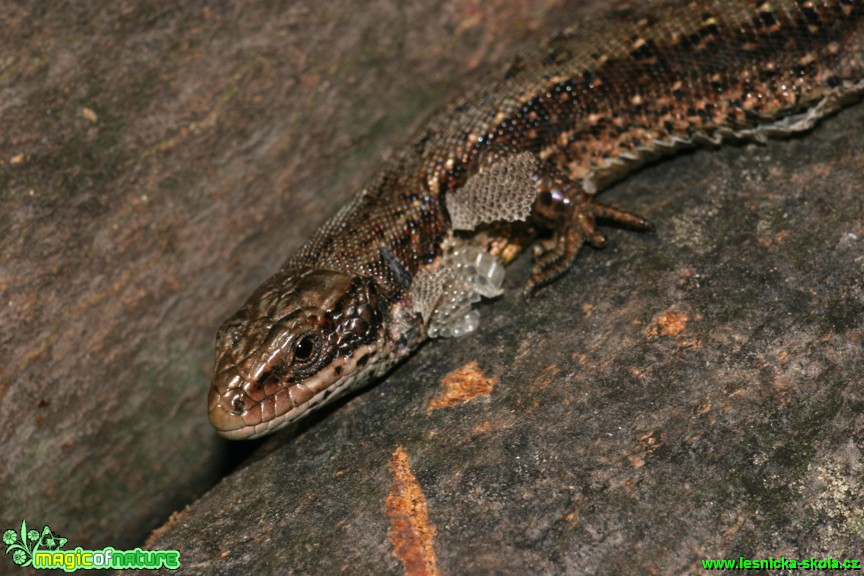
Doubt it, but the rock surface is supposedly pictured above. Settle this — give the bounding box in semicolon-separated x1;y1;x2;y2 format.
3;1;862;575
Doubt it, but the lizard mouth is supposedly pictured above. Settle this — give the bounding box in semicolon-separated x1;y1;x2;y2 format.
208;345;380;440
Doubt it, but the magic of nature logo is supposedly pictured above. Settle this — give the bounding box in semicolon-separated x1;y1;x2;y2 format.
3;520;180;572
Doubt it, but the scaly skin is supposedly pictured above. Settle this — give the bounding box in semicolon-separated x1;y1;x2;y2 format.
209;0;864;439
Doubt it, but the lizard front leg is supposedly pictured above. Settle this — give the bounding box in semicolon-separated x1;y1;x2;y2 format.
445;151;650;298
525;170;651;298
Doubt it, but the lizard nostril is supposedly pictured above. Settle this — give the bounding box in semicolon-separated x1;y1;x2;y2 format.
228;392;246;415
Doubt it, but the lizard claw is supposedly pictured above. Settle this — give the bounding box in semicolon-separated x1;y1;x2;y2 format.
522;192;650;300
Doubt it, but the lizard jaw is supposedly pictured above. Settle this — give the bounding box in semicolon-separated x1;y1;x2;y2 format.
209;342;383;439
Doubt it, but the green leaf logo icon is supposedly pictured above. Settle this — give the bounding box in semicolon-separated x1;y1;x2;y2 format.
2;520;34;567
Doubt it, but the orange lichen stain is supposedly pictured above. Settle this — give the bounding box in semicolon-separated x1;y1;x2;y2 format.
473;420;494;434
687;430;705;442
722;515;747;536
615;477;638;495
638;430;663;455
770;376;793;405
386;446;441;576
10;153;24;164
628;366;645;378
759;229;791;248
643;309;689;338
533;364;561;390
628;454;645;469
472;414;517;434
144;506;190;548
656;310;687;335
80;106;98;123
427;360;496;413
677;268;695;287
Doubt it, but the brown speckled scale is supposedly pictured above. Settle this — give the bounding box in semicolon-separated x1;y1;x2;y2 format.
209;0;864;439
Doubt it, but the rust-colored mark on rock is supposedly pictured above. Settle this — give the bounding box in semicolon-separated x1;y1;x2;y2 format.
386;445;441;576
627;429;664;469
758;228;791;248
722;514;747;536
144;506;190;548
427;360;496;413
472;414;517;434
638;429;663;455
533;364;562;390
80;106;98;123
643;309;689;338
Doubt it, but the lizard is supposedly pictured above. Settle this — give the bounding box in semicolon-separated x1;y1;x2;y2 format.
208;0;864;439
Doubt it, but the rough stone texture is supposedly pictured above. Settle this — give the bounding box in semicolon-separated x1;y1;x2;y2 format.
129;64;864;576
0;0;592;566
4;2;863;576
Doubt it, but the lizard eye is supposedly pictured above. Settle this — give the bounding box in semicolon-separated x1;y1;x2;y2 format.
292;333;318;363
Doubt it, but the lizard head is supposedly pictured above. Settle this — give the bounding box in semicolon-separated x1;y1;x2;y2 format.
208;269;387;439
